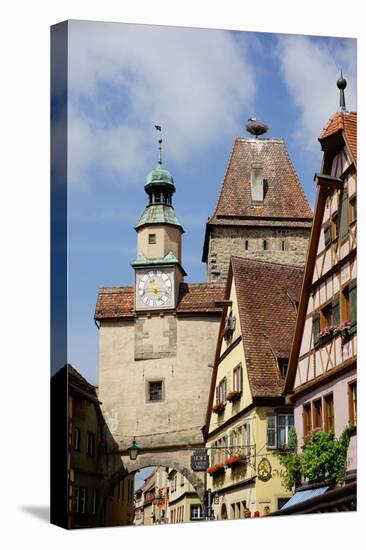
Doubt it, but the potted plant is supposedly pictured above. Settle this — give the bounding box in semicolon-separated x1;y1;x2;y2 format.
225;454;245;468
212;401;226;413
207;463;225;476
333;320;351;341
226;389;241;402
318;325;334;343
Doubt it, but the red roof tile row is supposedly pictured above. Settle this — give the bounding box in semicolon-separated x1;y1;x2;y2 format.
94;283;225;319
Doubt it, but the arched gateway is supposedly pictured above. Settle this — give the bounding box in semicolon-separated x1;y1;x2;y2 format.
94;136;225;516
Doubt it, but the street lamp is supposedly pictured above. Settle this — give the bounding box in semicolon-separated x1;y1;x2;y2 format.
128;437;141;460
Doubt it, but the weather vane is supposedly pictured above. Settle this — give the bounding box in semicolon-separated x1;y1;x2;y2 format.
154;124;163;165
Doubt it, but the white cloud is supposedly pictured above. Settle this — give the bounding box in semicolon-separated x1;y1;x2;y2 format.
67;21;256;186
276;35;356;156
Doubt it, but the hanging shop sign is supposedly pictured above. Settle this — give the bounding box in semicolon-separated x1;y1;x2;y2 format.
191;449;209;471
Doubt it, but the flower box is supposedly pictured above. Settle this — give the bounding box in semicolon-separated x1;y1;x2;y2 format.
333;321;352;342
212;401;226;414
207;463;225;476
225;454;245;468
226;389;241;402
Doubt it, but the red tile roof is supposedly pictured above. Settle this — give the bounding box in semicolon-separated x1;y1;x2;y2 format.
232;257;304;397
209;138;313;223
94;282;225;319
319;111;357;161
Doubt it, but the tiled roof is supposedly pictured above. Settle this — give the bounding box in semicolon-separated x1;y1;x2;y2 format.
209;138;313;223
67;364;99;402
94;282;225;319
232;257;304;397
319;111;357;161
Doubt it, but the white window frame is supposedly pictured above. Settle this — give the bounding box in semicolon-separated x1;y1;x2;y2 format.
190;504;202;520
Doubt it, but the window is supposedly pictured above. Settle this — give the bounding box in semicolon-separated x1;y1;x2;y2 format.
278;358;288;378
73;427;81;451
74;487;87;514
266;413;293;449
190;504;202;520
323;222;331;247
278;498;290;510
312;313;320;346
148;233;156;244
251;164;264;202
320;297;339;330
86;431;95;456
149;381;163;401
244;240;249;251
277;414;294;448
242;422;251;454
339;191;349;241
350;197;357;223
303;403;312;437
348;382;357;425
281;240;286;251
331;212;338;240
324;393;334;432
216;377;227;403
341;281;357;333
263;240;267;250
233;365;242;393
312;399;323;430
92;489;97;515
180;473;184;486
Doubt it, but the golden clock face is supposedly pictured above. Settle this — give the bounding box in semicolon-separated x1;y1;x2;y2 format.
137;270;173;308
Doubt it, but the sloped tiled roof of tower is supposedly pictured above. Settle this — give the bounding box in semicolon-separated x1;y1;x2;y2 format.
319;111;357;161
210;138;313;222
232;257;304;396
94;283;225;319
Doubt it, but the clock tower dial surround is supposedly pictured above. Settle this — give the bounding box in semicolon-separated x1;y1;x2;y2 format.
135;267;176;311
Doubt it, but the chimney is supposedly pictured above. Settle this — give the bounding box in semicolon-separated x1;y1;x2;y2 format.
251;162;264;202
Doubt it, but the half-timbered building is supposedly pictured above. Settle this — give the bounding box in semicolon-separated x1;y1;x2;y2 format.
203;256;304;518
281;76;357;512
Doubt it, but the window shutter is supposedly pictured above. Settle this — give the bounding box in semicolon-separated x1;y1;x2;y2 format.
266;414;277;449
224;377;227;402
239;366;243;393
215;385;220;404
324;222;331;247
332;296;340;325
312;313;320;346
339;191;349;240
349;280;357;326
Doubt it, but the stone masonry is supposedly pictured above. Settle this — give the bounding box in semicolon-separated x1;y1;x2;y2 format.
207;226;310;282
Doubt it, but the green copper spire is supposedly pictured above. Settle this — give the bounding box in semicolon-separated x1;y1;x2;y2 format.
135;125;183;231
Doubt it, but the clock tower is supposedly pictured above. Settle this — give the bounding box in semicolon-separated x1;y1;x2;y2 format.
132;133;185;311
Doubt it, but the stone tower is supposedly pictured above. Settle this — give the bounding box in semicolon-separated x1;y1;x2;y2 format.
202;135;313;282
95;136;225;494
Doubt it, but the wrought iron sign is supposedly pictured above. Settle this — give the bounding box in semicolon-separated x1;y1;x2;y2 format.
191;449;209;472
257;458;272;481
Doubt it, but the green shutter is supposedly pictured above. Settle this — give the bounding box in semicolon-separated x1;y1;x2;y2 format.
349;280;357;329
339;191;349;240
332;296;340;325
324;222;331;247
313;313;320;346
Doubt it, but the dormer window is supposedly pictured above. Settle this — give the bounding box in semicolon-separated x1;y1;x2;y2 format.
278;358;288;378
251;163;264;202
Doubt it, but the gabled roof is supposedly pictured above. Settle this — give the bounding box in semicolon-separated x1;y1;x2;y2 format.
319;111;357;161
94;282;225;320
209;137;313;221
285;110;357;395
232;257;304;397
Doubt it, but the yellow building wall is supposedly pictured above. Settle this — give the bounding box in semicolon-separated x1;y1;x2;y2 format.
206;278;293;518
104;474;134;526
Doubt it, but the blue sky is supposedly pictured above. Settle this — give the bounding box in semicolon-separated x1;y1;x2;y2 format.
66;21;356;385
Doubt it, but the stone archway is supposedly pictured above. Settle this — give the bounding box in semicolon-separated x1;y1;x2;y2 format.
99;446;207;523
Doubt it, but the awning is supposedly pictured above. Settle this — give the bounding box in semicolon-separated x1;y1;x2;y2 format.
281;486;329;510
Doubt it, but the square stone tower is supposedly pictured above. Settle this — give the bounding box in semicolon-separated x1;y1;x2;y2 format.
202;136;313;282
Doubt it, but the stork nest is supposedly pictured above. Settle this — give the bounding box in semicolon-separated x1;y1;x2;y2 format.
245;121;269;137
